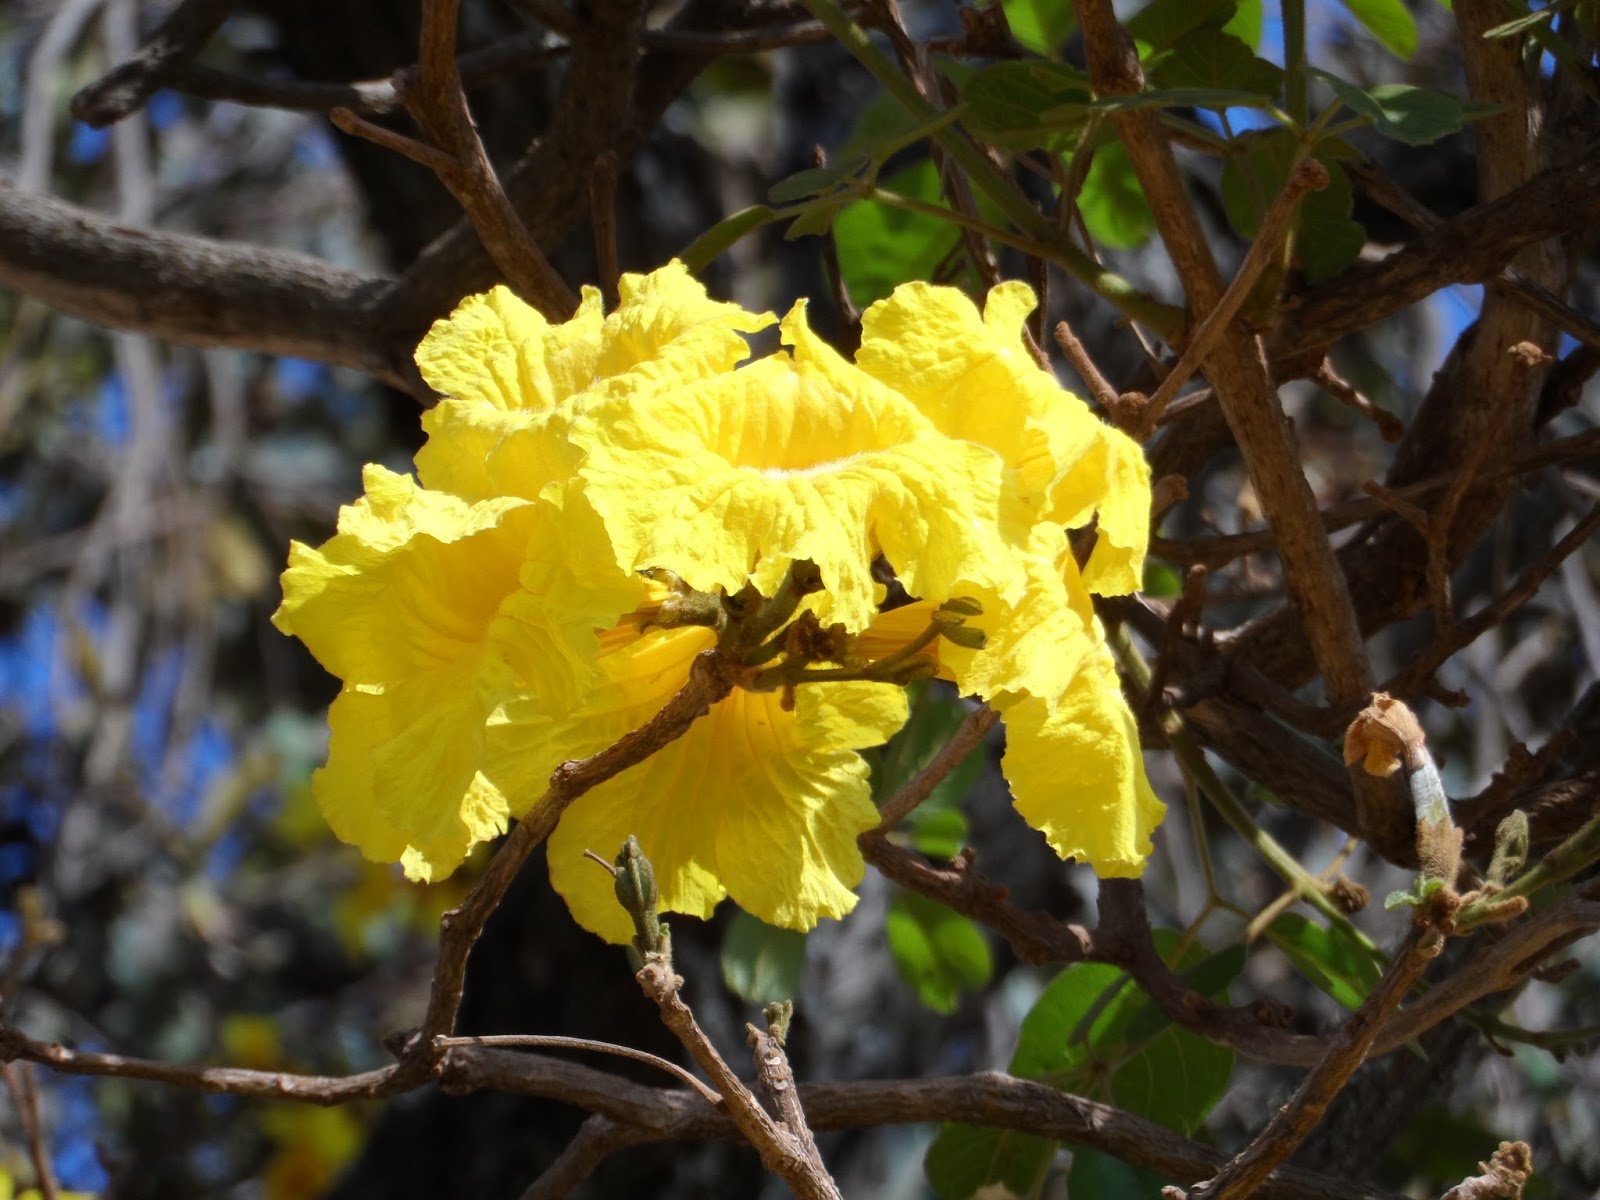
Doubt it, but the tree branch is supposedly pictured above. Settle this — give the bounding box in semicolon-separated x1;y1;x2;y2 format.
70;0;237;127
1071;0;1372;712
1176;921;1445;1199
0;183;420;393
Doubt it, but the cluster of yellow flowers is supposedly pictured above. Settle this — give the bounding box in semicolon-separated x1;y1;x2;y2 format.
274;263;1163;942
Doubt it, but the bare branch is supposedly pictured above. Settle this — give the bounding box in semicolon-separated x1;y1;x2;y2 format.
0;183;420;392
1071;0;1372;711
1176;922;1445;1199
637;959;844;1200
70;0;237;127
1278;152;1600;365
518;1114;649;1200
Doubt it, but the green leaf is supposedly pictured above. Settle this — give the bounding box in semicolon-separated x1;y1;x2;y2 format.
961;61;1094;151
678;205;780;273
768;155;868;203
1003;0;1078;55
1102;974;1238;1132
1264;912;1385;1011
1075;140;1156;249
1222;0;1264;49
1335;0;1419;58
1087;86;1283;114
720;909;808;1004
1297;159;1364;281
1143;561;1183;598
1150;27;1283;96
925;1121;1056;1199
1314;71;1477;145
1482;4;1561;38
833;160;964;309
905;806;970;860
1068;1146;1171;1197
1126;0;1239;56
1021;932;1237;1127
782;201;842;240
926;932;1237;1198
1220;128;1364;282
1385;876;1447;910
886;891;994;1015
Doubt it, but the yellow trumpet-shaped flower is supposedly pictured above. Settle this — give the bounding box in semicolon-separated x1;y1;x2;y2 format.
482;624;909;942
272;468;644;880
275;261;1162;940
570;300;1030;633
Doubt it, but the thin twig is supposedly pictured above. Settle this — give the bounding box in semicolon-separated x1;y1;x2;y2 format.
327;107;459;175
637;959;843;1200
1151;427;1600;569
1175;921;1446;1200
435;1034;720;1105
379;0;578;319
517;1113;650;1200
1382;503;1600;698
2;1063;58;1200
1053;318;1122;414
872;704;997;833
70;0;236;126
1312;359;1403;442
1136;158;1330;437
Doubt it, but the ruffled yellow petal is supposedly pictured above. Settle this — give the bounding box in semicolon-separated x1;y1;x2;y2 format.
317;654;515;881
277;465;648;879
573;304;1024;632
853;525;1097;707
416;398;582;504
854;283;1094;511
1050;423;1151;596
498;626;908;942
415;285;607;415
272;465;535;687
413;263;771;503
940;525;1099;705
855;280;1151;591
591;259;775;392
998;637;1165;877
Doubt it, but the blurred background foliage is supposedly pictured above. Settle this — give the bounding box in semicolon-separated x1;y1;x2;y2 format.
0;0;1597;1196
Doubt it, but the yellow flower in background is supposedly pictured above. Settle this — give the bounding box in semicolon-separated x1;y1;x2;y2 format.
274;261;1162;941
0;1167;96;1200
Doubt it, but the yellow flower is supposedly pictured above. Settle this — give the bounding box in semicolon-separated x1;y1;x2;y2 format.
272;467;643;880
854;280;1151;595
858;536;1164;875
482;625;908;941
0;1168;96;1200
570;300;1030;633
412;262;772;503
275;261;1162;940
